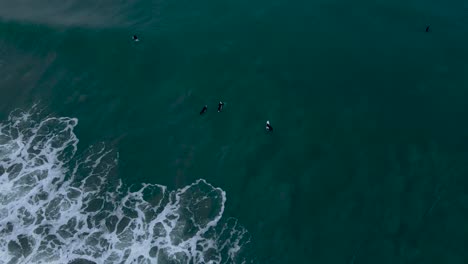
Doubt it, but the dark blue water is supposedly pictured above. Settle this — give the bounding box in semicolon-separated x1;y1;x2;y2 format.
0;0;468;263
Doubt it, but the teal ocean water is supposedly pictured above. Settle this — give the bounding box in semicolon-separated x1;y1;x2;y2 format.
1;0;468;263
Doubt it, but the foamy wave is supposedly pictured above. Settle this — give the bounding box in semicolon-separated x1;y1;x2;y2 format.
0;106;251;264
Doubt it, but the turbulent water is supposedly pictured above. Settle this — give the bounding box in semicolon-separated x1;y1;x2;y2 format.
1;0;468;263
0;107;250;263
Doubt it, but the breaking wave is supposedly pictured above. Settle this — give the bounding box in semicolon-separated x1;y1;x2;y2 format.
0;106;251;264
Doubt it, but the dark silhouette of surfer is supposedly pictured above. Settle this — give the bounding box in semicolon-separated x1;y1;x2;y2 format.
200;105;208;115
265;121;273;132
426;25;430;32
217;101;224;112
132;35;139;41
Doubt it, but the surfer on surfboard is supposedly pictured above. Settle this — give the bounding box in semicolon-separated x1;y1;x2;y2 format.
217;101;224;112
266;121;273;132
200;105;208;115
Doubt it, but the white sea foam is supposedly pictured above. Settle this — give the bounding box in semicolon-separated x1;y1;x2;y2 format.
0;106;251;264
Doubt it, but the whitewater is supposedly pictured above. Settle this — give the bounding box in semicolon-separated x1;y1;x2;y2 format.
0;106;251;264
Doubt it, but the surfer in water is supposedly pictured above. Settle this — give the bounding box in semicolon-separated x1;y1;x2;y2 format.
217;101;224;112
425;25;430;32
200;105;208;115
132;35;139;42
265;120;273;132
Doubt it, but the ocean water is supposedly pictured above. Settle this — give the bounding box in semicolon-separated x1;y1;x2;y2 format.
0;0;468;263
